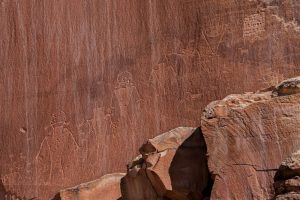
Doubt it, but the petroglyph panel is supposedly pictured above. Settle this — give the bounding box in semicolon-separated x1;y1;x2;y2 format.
0;0;300;199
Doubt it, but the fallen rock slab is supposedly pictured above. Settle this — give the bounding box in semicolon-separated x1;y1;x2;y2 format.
52;173;125;200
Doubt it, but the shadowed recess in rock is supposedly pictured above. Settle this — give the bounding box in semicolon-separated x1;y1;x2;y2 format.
168;128;213;199
120;127;213;200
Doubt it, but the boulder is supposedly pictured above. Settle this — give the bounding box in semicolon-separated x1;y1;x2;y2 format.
121;127;212;200
201;85;300;199
273;77;300;96
53;173;125;200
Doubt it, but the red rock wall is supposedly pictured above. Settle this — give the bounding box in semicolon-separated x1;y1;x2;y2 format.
0;0;299;199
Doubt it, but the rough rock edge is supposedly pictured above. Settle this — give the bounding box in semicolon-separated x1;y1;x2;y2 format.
204;76;300;120
274;150;300;199
121;127;208;200
139;127;197;156
52;173;125;200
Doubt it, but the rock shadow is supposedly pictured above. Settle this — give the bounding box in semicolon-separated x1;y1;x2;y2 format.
168;127;213;200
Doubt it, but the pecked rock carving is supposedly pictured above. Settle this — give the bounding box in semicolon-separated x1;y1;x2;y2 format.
243;13;266;41
1;0;300;199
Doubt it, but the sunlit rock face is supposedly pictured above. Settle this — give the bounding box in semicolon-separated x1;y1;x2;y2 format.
201;85;300;200
1;0;300;199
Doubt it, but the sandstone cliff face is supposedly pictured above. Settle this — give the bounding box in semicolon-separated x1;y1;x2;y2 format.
51;77;300;200
1;0;300;199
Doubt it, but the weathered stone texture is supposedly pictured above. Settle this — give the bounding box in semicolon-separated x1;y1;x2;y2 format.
201;87;300;199
0;0;300;199
53;173;125;200
121;127;211;200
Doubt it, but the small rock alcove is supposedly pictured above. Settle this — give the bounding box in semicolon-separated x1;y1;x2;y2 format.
168;128;213;200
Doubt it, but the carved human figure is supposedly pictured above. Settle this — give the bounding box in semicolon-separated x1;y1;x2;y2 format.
36;112;79;187
149;61;178;97
110;71;143;162
77;119;102;176
201;1;227;55
112;71;142;122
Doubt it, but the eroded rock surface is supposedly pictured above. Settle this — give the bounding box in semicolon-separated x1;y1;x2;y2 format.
52;173;125;200
201;86;300;199
121;127;211;200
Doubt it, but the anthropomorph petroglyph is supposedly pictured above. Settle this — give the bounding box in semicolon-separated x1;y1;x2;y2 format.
113;71;141;118
201;1;227;55
36;113;79;187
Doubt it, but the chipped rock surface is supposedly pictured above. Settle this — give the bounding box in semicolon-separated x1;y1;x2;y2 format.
201;87;300;200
